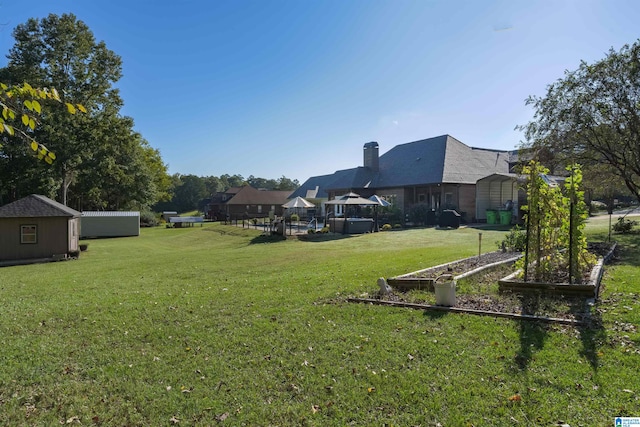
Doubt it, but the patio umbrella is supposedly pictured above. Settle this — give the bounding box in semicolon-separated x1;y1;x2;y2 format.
282;196;315;209
368;195;391;207
325;192;380;206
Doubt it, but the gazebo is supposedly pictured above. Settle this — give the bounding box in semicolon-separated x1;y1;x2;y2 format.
324;192;383;234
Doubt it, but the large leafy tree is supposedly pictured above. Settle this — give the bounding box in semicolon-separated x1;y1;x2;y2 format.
172;174;208;213
520;40;640;204
1;13;169;210
3;13;123;205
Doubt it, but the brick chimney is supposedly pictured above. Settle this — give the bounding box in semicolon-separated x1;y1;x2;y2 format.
363;141;379;171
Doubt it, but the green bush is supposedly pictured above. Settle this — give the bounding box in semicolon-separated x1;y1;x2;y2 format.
320;226;330;233
381;223;392;231
290;214;300;222
140;211;159;227
612;217;638;234
497;225;526;252
393;223;402;229
307;229;316;234
407;203;430;225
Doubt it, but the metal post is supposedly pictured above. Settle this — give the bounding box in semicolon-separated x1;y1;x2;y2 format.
478;232;482;263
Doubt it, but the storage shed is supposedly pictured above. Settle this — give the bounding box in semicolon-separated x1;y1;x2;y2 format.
475;173;521;223
0;194;81;262
81;211;140;238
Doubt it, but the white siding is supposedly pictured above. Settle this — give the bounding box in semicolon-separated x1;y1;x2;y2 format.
81;212;140;238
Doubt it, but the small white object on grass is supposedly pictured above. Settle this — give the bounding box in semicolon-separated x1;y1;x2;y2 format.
377;277;392;295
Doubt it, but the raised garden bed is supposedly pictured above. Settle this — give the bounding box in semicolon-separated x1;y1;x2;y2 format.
351;243;616;324
387;251;522;291
498;242;617;298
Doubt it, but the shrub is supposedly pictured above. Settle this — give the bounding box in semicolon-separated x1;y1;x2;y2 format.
497;226;526;252
407;204;430;225
381;223;392;231
393;223;402;229
320;226;330;233
307;229;316;234
140;211;159;227
612;217;638;234
290;214;300;222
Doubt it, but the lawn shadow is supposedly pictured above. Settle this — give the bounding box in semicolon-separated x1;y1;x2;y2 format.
249;234;287;244
296;233;355;243
513;293;550;370
571;298;604;371
422;310;449;320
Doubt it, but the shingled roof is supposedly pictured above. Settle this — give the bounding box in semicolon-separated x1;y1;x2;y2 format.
300;135;510;193
372;135;508;187
226;186;292;206
0;195;81;218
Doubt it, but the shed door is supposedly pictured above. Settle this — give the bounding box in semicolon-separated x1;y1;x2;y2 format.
69;218;79;251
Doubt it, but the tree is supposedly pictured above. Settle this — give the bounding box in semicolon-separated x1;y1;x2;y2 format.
2;14;126;205
520;40;640;204
172;174;207;213
276;175;299;191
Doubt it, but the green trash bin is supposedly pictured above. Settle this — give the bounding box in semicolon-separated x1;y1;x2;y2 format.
499;210;513;225
486;210;498;224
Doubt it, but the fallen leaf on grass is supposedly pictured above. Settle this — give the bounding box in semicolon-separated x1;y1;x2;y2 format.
169;415;180;424
66;416;80;424
508;394;522;402
311;404;320;414
367;387;376;393
216;412;229;421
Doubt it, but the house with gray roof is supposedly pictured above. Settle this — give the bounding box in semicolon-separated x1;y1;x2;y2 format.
292;135;511;223
0;194;81;262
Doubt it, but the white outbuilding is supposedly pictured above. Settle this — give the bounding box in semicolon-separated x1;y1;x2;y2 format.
81;211;140;238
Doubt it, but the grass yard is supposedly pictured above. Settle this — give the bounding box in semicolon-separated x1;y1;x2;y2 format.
0;220;638;426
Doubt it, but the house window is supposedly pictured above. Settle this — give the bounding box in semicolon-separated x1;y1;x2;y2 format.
444;192;453;208
21;225;37;244
257;205;263;213
418;193;425;203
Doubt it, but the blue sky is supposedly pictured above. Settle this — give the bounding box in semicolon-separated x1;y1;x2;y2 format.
1;1;639;183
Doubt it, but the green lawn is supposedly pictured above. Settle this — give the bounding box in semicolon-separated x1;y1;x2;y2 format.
0;221;638;426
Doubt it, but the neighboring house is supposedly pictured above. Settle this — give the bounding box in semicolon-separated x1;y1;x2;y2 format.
205;186;292;220
294;135;512;222
204;187;243;220
0;194;81;262
81;211;140;238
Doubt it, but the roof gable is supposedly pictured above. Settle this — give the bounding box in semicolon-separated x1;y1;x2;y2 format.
295;134;511;194
0;194;81;218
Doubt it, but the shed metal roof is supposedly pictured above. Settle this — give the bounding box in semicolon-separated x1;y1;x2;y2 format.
82;211;140;217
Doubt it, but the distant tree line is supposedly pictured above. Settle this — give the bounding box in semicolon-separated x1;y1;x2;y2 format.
155;174;299;214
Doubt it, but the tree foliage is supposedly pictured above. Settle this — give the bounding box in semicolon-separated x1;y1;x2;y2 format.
0;82;83;163
0;13;170;210
520;40;640;204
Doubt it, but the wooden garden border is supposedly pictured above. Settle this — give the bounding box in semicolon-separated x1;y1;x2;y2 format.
347;297;586;326
387;253;522;291
498;242;617;298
